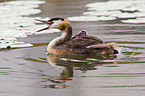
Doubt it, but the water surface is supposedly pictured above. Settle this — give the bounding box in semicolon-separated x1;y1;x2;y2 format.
0;0;60;49
0;0;145;96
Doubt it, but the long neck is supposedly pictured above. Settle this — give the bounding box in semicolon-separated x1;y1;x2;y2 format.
48;24;72;48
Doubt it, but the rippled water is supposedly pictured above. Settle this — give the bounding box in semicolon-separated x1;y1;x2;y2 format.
68;0;145;23
0;0;60;49
0;0;43;48
1;0;145;96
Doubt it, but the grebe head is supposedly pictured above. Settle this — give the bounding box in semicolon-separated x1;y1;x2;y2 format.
36;17;72;32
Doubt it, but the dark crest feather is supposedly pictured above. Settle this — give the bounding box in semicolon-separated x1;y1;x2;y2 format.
48;17;64;22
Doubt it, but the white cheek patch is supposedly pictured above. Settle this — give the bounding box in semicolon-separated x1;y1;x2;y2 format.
50;20;62;29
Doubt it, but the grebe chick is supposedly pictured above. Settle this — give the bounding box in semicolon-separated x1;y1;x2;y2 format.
36;17;118;55
72;30;88;39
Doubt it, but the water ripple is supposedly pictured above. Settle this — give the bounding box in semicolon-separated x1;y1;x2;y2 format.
0;1;46;49
68;0;145;23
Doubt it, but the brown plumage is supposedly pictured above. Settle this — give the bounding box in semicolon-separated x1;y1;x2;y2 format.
53;36;117;55
36;17;118;56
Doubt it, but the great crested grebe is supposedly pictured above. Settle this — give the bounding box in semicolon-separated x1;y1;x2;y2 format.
36;17;118;55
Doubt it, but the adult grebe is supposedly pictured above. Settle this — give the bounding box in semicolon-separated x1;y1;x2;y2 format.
36;17;118;55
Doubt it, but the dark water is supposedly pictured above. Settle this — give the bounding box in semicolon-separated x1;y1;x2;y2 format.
1;0;145;96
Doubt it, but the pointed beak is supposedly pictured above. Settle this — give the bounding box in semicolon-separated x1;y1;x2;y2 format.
35;19;53;32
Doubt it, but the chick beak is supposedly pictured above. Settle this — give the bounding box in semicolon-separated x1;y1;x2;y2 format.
35;19;52;32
